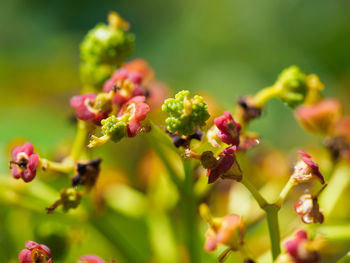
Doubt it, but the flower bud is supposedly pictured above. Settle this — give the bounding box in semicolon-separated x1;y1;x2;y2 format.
274;65;307;108
291;151;324;184
9;142;39;182
162;90;210;135
294;98;342;135
214;111;241;146
80;12;134;66
18;241;52;263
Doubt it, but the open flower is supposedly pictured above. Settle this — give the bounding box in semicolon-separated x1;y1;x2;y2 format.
291;151;324;184
89;96;150;147
294;194;324;224
9;142;39;182
70;91;115;125
214;111;241;146
18;241;52;263
282;231;321;263
78;255;107;263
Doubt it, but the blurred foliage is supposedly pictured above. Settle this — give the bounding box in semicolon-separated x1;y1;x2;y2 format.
1;0;350;262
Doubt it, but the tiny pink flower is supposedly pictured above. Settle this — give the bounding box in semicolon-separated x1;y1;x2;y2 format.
292;151;324;184
18;241;52;263
70;93;108;125
118;96;150;137
103;67;146;108
214;111;241;146
285;231;320;263
78;255;107;263
10;142;39;182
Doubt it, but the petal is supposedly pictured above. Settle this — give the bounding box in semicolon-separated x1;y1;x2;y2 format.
22;169;36;182
38;244;51;257
18;249;32;263
79;255;107;263
12;166;22;179
204;238;218;252
12;145;23;159
70;95;83;108
22;142;34;156
27;154;39;170
25;241;39;250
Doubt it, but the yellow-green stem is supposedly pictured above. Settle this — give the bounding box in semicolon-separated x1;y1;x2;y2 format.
40;158;74;174
70;120;89;161
240;176;268;209
264;204;281;260
253;86;280;108
276;178;295;207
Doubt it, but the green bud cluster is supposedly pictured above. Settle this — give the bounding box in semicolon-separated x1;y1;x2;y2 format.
162;90;210;135
79;13;135;89
101;115;129;143
274;65;307;108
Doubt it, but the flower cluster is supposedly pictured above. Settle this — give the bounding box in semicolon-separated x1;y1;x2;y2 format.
9;142;39;182
162;90;210;135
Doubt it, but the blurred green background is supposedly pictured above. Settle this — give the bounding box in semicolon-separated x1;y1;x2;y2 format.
1;0;350;262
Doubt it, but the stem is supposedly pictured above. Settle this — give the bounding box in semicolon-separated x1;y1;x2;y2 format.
70;120;89;161
240;176;268;209
40;158;74;173
181;159;201;263
264;204;281;260
275;178;295;207
253;86;280;108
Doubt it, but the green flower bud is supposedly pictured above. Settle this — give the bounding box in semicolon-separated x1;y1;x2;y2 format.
88;114;129;148
80;21;135;66
162;90;210;135
274;65;307;108
101;115;128;142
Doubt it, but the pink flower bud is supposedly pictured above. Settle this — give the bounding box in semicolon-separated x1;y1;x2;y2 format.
214;112;241;146
10;142;39;182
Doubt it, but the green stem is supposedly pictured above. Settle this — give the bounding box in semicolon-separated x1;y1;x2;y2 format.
40;158;74;173
240;176;268;209
264;204;281;260
69;120;89;161
253;86;280;107
181;159;201;263
275;178;295;207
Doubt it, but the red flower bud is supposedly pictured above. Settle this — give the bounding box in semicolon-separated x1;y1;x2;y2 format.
214;112;241;146
10;142;39;182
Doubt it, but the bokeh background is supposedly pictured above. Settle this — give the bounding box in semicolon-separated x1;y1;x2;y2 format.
1;0;350;262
